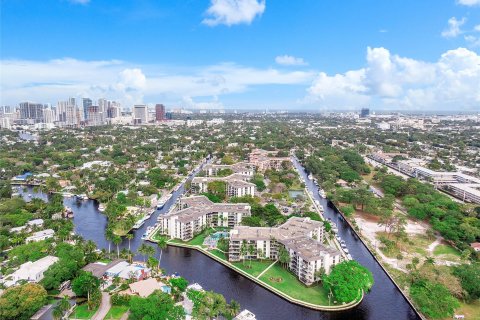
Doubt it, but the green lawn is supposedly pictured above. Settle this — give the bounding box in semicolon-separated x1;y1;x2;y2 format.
259;264;330;305
232;260;274;277
210;249;227;260
433;244;461;257
167;227;229;247
70;304;98;319
104;305;129;320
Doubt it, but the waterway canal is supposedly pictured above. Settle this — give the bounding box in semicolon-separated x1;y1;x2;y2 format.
19;158;420;320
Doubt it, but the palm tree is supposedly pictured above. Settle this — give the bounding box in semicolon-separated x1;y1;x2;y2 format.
112;235;122;258
138;243;149;263
145;245;156;264
126;233;133;251
240;240;247;266
425;256;435;265
105;228;114;254
229;299;241;318
248;244;255;267
157;237;168;271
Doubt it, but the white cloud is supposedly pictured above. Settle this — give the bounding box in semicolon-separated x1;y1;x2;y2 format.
457;0;480;6
305;47;480;111
275;55;308;66
441;17;466;38
475;25;480;32
465;35;480;47
0;59;314;108
203;0;265;26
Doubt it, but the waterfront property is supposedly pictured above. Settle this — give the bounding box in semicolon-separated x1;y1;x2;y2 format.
229;217;342;285
191;173;256;197
158;195;251;241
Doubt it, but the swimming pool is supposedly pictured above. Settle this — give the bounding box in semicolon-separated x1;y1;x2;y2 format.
210;231;229;240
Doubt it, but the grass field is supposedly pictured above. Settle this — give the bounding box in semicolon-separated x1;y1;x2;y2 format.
70;304;98;319
210;249;227;260
232;260;274;277
433;245;461;257
104;305;129;319
259;264;331;305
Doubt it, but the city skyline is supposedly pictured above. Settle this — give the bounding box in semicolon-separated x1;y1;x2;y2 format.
1;0;480;111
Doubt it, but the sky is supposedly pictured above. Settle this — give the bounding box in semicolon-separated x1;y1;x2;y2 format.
1;0;480;112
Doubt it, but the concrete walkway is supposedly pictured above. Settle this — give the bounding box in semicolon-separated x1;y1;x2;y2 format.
91;292;111;320
256;260;277;279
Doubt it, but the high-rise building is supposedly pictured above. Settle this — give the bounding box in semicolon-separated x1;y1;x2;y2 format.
155;104;165;121
87;105;102;126
107;101;121;119
43;107;55;124
19;102;45;123
57;98;78;126
133;105;148;124
165;112;173;120
82;98;92;121
360;108;370;118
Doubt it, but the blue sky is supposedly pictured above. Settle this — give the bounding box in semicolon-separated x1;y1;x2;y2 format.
1;0;480;111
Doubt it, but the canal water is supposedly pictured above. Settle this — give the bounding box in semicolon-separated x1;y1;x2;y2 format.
19;158;420;320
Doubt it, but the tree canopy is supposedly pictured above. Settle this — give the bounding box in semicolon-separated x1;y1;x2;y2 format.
322;260;373;303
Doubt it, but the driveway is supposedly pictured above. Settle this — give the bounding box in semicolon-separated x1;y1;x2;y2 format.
92;292;111;320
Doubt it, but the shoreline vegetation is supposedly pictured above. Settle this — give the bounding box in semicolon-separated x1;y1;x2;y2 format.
149;230;364;311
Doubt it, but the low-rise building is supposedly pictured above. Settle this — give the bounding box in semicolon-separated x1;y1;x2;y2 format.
2;256;59;287
26;229;55;243
203;162;255;177
191;173;256;197
229;217;342;285
248;149;291;172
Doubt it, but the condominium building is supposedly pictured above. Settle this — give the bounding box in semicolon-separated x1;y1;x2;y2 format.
248;149;291;172
158;195;251;241
229;217;342;285
57;98;78;127
191;173;256;197
19;102;45;124
203;162;255;177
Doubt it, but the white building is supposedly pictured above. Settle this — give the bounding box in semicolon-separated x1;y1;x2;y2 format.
191;174;256;197
2;256;59;287
26;229;55;243
133;105;148;124
158;196;251;241
229;217;342;285
203;162;255;177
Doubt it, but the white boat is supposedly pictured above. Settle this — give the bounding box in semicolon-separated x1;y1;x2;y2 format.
133;217;147;229
64;206;74;218
344;248;349;254
319;189;326;198
141;232;148;240
307;174;313;180
346;254;352;260
318;204;324;212
98;204;106;212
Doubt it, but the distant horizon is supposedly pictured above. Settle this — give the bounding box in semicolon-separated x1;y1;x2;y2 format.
1;0;479;112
